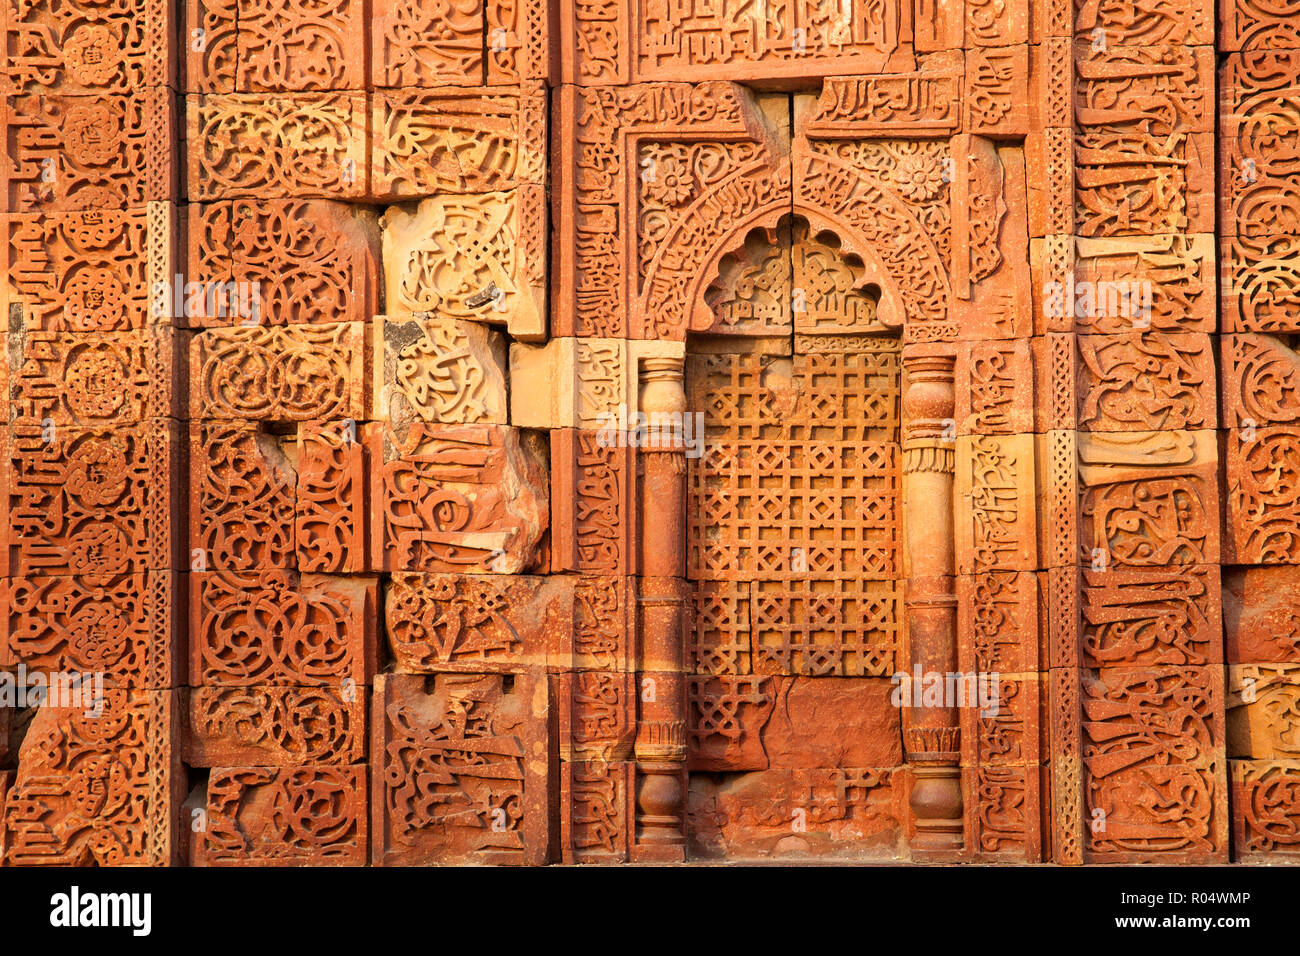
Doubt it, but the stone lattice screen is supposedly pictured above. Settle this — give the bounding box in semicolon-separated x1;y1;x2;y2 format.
0;0;1296;865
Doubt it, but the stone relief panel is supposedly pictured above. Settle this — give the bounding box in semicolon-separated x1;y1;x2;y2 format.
0;0;1288;873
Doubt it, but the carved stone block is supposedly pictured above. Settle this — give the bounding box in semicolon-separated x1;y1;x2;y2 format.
1076;429;1220;568
1073;333;1216;432
186;0;237;92
556;669;636;761
184;0;367;92
187;93;366;200
237;0;366;91
960;672;1041;769
1076;564;1223;669
3;571;179;688
189;322;368;422
965;46;1029;138
205;765;367;866
955;433;1037;575
183;685;365;767
1227;426;1300;565
1224;566;1300;664
369;422;548;575
190;420;366;575
688;676;901;773
1059;235;1218;336
687;768;907;861
1222;333;1300;430
1228;664;1300;759
1080;666;1228;863
955;338;1034;437
549;429;636;576
371;0;483;88
372;315;508;427
371;672;551;865
1219;0;1300;51
1;91;176;212
803;60;962;139
295;424;367;574
485;0;554;83
1075;61;1214;240
4;419;181;578
384;572;565;673
1080;44;1215;135
1222;235;1300;334
185;200;379;328
369;86;546;200
1230;759;1300;861
971;764;1043;862
1073;0;1211;46
957;570;1039;674
1220;51;1300;238
1;0;175;94
4;689;180;865
8;327;178;426
1;209;155;332
189;570;377;687
633;0;940;82
559;759;632;863
1028;35;1071;130
562;575;637;673
381;192;546;341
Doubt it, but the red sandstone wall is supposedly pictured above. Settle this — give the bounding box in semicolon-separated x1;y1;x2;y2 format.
0;0;1295;866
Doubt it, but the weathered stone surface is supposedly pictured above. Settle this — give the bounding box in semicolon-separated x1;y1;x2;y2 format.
4;690;180;865
382;192;546;342
183;685;365;767
3;572;179;688
510;338;685;429
1;209;156;332
384;572;563;673
3;0;176;94
369;87;547;199
372;315;508;427
1;0;1288;871
1228;664;1300;759
371;672;550;865
187;93;366;201
205;765;367;866
550;429;636;576
186;200;379;328
1224;566;1300;665
8;327;178;426
687;768;908;861
690;676;902;772
1079;666;1229;863
369;422;548;574
4;419;182;579
190;420;366;575
2;92;176;213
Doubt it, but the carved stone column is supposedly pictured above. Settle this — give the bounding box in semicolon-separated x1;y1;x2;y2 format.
633;356;689;861
901;350;964;858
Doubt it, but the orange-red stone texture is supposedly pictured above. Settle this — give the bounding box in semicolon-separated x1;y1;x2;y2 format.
1;0;1299;867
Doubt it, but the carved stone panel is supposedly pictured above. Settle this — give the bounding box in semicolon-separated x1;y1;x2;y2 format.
371;672;551;865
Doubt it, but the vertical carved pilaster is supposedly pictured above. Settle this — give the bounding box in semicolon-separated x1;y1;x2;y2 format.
901;350;964;858
633;356;688;861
